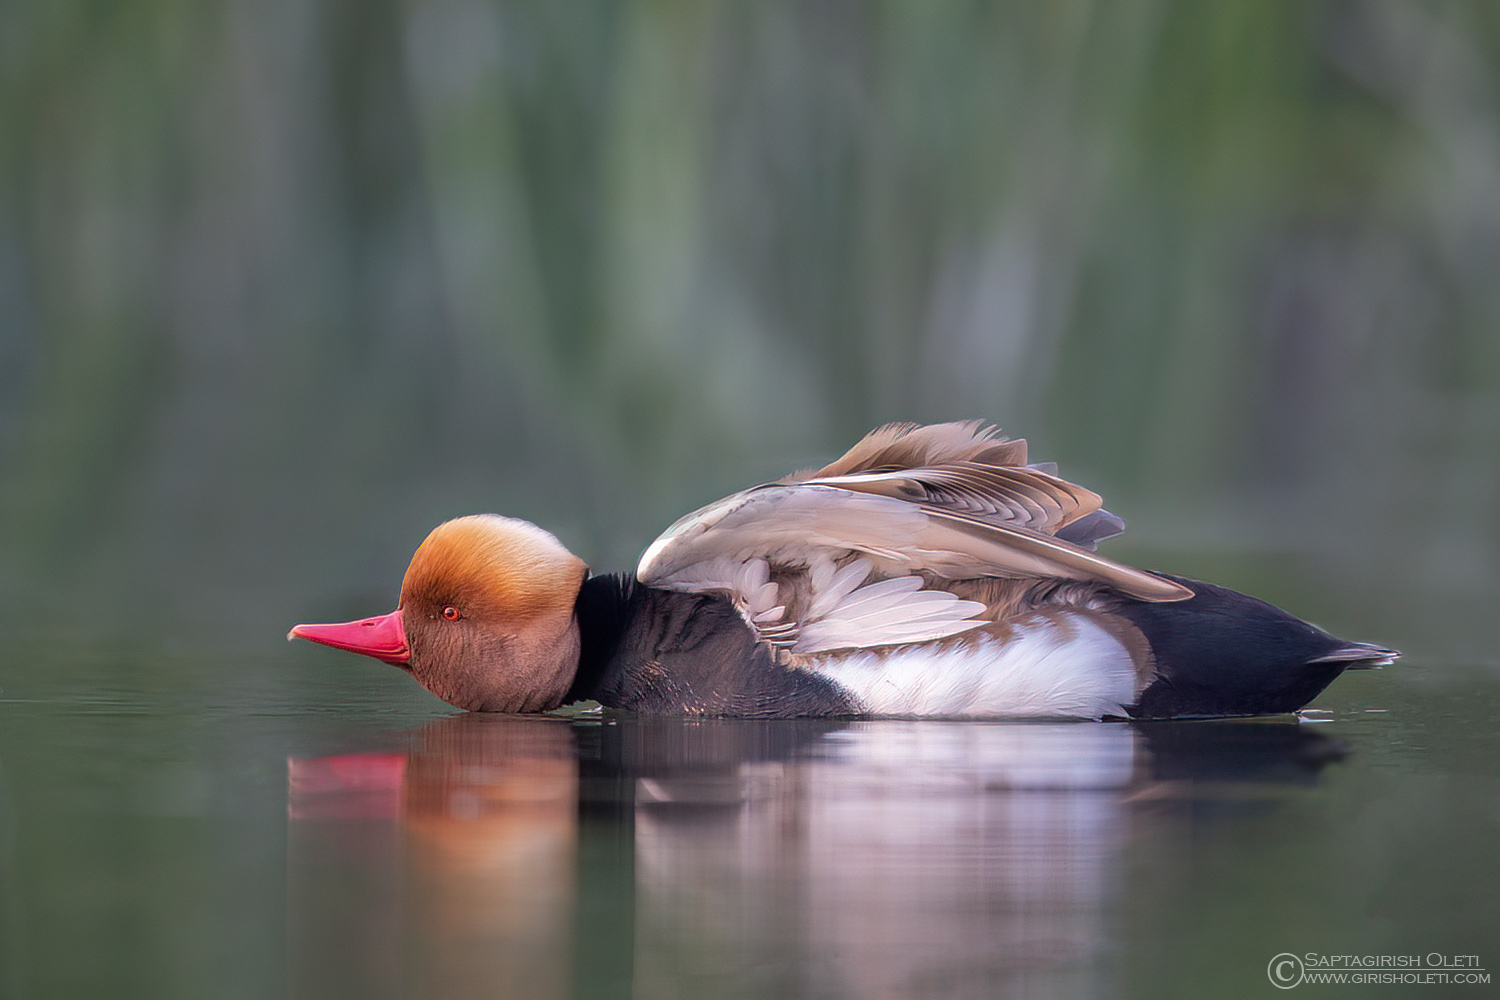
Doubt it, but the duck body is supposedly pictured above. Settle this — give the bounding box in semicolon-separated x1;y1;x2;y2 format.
564;572;1389;720
291;422;1395;719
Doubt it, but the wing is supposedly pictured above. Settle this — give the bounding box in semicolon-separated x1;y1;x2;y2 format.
638;422;1190;655
637;485;1191;655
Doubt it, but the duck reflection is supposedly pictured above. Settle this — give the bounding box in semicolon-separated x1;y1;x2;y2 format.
288;715;1345;999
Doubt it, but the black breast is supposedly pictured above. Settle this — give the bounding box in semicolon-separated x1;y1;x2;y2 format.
568;574;858;718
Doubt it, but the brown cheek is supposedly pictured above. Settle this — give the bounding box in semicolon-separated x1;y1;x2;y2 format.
404;617;466;677
403;618;522;710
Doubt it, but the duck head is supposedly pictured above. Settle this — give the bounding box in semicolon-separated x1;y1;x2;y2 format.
290;514;588;712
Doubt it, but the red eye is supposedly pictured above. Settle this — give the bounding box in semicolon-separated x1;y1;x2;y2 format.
441;606;461;621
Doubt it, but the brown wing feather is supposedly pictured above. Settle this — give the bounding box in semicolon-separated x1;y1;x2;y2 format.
787;422;1102;534
914;509;1192;600
801;464;1101;532
791;421;1029;479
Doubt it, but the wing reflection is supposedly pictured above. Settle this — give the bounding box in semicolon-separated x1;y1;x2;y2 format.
625;720;1136;998
288;715;1346;999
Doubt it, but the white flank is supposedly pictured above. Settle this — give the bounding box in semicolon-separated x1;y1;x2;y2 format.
808;614;1136;719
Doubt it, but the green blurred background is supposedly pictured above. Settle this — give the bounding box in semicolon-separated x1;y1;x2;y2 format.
2;0;1497;653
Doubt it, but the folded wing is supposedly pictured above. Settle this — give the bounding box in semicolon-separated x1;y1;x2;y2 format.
636;422;1191;655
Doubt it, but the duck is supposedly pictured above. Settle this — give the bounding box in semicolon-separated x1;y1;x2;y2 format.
290;421;1396;719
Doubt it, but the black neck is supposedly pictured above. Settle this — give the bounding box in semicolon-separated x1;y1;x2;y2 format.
566;573;641;703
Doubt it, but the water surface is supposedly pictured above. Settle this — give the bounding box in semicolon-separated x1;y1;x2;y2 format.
2;646;1495;999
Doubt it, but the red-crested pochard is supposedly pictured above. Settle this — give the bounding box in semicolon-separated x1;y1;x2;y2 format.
291;422;1395;718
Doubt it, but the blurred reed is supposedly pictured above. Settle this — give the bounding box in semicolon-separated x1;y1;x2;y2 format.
0;0;1496;652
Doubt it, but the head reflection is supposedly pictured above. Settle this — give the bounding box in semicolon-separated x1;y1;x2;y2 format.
288;714;578;1000
402;716;578;998
288;715;1345;999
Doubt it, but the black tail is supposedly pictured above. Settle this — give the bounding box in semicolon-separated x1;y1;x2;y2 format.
1116;574;1398;719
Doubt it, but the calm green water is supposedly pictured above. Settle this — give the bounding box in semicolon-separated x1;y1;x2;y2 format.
2;639;1495;999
